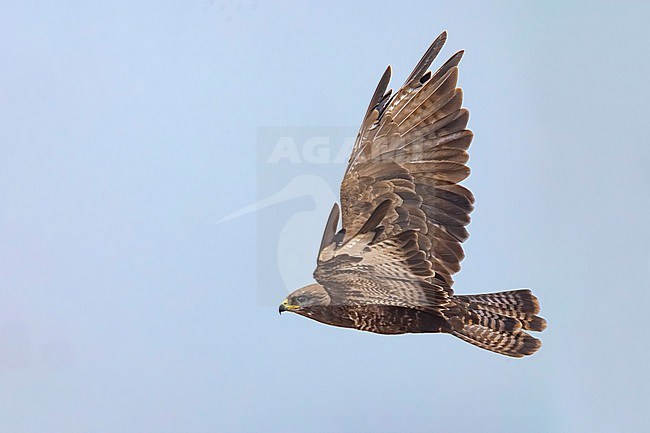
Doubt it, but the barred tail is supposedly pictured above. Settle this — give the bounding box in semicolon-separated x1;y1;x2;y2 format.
450;289;547;358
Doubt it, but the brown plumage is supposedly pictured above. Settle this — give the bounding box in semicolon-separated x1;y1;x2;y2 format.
279;32;546;358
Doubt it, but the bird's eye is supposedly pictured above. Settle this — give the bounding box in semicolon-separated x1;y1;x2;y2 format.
296;295;308;303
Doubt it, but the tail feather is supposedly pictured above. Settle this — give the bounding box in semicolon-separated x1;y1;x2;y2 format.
520;315;547;332
456;289;541;315
473;309;522;333
451;326;541;358
450;289;546;357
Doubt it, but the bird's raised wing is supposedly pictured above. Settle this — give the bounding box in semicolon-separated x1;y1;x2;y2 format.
332;31;475;289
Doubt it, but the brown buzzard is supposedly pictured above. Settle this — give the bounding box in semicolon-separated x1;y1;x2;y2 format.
279;32;546;357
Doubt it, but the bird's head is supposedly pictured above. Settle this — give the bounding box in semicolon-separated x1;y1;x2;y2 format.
279;283;331;314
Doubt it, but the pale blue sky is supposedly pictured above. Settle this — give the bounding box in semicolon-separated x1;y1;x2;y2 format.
1;1;649;432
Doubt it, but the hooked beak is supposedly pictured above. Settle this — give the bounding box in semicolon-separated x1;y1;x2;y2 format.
279;298;300;314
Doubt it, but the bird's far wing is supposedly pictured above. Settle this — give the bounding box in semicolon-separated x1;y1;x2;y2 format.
338;31;474;287
317;203;340;261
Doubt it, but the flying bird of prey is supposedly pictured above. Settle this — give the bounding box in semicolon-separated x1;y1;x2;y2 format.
279;32;546;357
